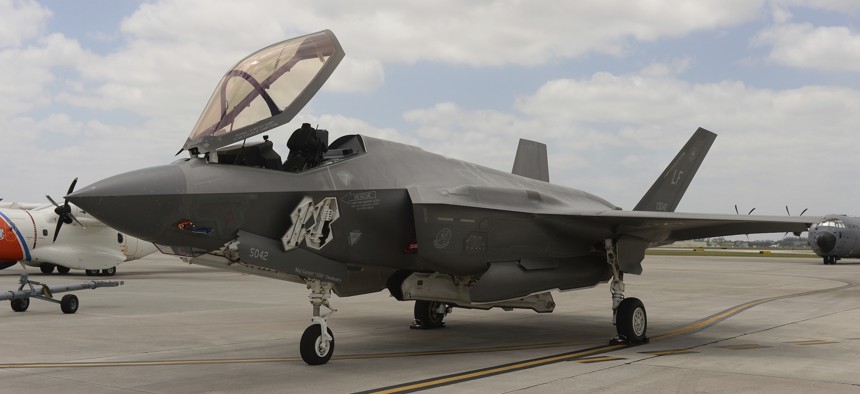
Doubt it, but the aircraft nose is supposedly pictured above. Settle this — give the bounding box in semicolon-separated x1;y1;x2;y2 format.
67;165;188;244
814;232;837;254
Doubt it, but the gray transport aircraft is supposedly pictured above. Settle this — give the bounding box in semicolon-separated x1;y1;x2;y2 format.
67;30;816;365
808;215;860;264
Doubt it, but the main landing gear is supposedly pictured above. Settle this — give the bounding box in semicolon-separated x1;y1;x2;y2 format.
38;263;71;275
823;256;838;265
605;239;648;345
300;280;337;365
411;300;451;329
85;267;116;276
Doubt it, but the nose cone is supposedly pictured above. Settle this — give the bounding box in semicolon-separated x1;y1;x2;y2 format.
67;165;188;245
814;232;837;254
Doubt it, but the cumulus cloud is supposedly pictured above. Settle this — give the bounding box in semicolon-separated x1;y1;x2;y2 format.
753;23;860;72
0;33;92;118
0;0;51;48
771;0;860;14
57;0;768;118
390;66;860;214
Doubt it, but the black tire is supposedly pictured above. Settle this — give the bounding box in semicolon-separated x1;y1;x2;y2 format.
102;267;116;276
300;325;334;365
56;265;71;274
85;269;98;276
11;298;29;312
414;300;446;329
40;263;55;274
60;294;79;314
616;297;647;344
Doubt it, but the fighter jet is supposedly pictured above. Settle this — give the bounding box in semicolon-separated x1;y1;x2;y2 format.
1;181;157;275
66;30;816;365
808;215;860;264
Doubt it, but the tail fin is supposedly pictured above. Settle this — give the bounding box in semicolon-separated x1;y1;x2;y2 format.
633;127;717;212
512;139;550;182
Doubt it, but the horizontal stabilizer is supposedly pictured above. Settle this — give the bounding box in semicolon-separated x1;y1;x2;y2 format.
512;139;549;182
634;127;716;212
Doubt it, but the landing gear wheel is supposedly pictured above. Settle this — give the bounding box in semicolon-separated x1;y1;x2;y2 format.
85;269;98;276
40;263;55;274
56;266;71;274
101;267;116;276
616;297;648;344
413;300;447;329
60;294;79;314
300;325;334;365
11;298;29;312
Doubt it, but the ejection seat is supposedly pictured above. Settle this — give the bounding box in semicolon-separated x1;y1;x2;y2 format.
283;123;329;172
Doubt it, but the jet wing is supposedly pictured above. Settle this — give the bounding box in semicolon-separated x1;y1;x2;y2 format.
587;210;817;243
533;210;817;275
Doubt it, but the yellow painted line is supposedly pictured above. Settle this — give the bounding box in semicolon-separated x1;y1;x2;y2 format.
573;356;624;364
369;344;626;394
640;349;697;356
786;340;838;345
651;282;855;341
0;340;603;369
0;357;301;369
717;344;771;350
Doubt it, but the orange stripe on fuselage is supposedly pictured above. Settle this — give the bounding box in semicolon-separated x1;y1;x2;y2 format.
0;214;25;261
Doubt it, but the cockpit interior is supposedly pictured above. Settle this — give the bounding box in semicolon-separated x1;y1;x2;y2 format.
210;123;366;172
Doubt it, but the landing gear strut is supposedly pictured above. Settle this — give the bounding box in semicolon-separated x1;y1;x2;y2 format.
300;280;336;365
605;239;648;345
823;256;838;265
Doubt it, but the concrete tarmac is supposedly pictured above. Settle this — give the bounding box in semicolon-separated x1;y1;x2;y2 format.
1;254;859;393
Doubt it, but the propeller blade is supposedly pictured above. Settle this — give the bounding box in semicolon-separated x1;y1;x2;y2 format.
800;208;808;216
734;204;739;215
52;217;63;243
46;195;60;208
66;177;78;196
69;214;85;228
785;205;790;216
747;208;756;215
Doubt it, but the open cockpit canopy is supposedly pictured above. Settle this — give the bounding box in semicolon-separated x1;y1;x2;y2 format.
183;30;344;154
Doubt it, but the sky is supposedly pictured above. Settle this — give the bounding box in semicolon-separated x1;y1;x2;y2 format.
1;0;859;240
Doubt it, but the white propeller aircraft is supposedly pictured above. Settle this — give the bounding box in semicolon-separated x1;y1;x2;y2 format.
0;179;157;275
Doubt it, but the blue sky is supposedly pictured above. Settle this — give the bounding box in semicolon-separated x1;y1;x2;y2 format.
2;0;860;239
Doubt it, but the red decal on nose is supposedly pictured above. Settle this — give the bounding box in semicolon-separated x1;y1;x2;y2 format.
0;222;24;261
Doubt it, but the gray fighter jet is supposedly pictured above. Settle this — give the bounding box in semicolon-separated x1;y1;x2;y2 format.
67;30;816;365
808;215;860;264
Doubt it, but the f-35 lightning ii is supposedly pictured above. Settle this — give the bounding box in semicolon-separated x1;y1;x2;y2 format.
67;30;815;365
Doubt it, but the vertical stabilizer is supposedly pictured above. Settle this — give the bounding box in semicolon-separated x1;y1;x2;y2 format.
633;127;717;212
512;139;550;182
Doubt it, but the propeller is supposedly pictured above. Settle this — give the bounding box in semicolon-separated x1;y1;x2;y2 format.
46;178;85;242
734;204;755;215
734;204;755;241
785;205;807;217
784;205;809;238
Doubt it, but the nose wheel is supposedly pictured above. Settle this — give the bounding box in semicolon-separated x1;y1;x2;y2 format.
300;325;335;365
300;280;337;365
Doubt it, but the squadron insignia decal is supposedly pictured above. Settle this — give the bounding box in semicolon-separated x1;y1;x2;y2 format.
283;196;340;251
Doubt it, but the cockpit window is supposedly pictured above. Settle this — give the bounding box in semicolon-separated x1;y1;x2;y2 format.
183;30;344;154
820;219;846;228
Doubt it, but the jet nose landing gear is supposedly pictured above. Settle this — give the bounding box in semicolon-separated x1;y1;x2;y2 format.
300;280;337;365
